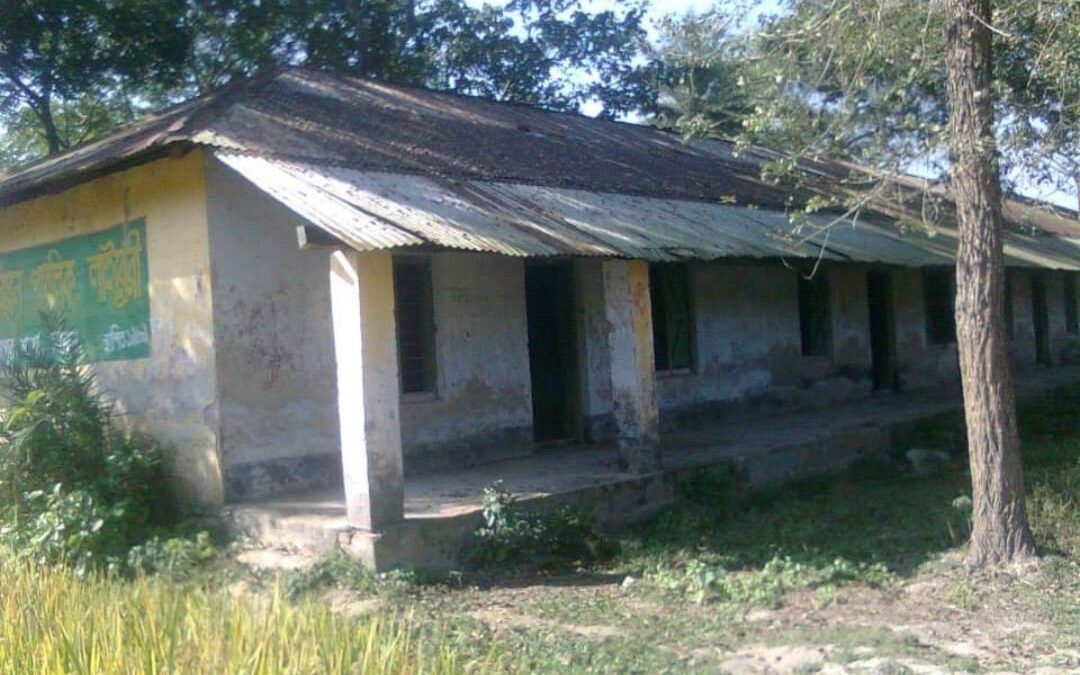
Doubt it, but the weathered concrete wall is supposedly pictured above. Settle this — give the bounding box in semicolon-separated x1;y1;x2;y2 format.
1046;271;1069;359
203;170;533;492
0;152;223;508
1010;269;1038;367
829;267;872;372
893;269;960;388
204;158;340;500
401;253;533;471
580;261;878;434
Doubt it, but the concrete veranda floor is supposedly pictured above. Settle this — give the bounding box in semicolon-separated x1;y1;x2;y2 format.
228;367;1080;557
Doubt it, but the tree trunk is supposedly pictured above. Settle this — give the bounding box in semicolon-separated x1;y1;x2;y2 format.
37;99;63;156
945;0;1036;567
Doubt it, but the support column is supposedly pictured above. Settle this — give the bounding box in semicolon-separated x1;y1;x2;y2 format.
602;259;661;473
329;249;404;530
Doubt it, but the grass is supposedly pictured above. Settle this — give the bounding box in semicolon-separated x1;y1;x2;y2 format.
608;386;1080;609
409;385;1080;672
0;560;492;674
6;386;1080;673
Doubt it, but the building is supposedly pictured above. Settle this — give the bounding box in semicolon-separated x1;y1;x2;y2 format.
0;68;1077;567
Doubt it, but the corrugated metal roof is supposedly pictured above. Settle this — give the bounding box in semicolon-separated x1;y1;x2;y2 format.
215;152;1080;270
3;67;1077;250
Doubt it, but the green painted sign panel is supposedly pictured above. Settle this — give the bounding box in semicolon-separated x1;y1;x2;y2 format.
0;219;150;363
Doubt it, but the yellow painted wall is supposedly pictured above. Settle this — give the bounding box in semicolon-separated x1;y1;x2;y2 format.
0;150;223;508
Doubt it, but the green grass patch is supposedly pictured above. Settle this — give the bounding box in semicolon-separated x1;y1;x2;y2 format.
616;386;1080;608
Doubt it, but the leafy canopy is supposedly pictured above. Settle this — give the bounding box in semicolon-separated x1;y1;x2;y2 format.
0;0;655;167
651;0;1080;213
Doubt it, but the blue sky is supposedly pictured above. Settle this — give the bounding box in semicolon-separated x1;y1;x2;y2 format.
559;0;1073;208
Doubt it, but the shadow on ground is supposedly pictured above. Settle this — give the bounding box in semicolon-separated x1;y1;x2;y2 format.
614;384;1080;580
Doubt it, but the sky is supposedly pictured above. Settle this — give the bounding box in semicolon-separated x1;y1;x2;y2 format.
565;0;1074;209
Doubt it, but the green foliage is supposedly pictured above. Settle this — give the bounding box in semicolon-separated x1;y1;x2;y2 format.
0;0;190;155
648;554;894;607
652;0;1080;214
617;386;1080;610
285;548;426;599
0;0;655;169
0;314;175;573
470;481;616;573
646;10;753;138
126;531;218;580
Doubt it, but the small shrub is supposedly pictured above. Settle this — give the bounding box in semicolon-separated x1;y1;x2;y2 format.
285;549;423;598
469;481;616;572
947;494;973;544
0;314;175;573
127;531;218;580
646;554;894;607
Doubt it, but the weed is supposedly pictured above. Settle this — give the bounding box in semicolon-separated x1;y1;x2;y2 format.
947;494;973;544
285;548;426;598
126;531;218;580
469;481;616;573
0;315;176;572
646;554;893;607
948;579;979;611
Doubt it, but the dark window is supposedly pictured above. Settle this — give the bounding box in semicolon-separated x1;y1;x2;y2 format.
650;263;694;371
923;269;956;345
393;257;436;394
1004;270;1015;340
798;273;832;357
1066;273;1079;336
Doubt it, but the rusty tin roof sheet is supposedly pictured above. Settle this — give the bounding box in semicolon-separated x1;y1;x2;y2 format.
0;67;1076;267
216;152;1080;269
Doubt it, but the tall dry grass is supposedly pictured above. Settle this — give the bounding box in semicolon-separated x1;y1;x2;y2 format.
0;561;482;674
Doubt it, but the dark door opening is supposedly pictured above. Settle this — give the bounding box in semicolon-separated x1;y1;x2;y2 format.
525;263;580;442
867;271;898;391
1032;275;1052;366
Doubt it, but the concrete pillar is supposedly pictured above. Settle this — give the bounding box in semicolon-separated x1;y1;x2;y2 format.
602;259;661;473
329;250;404;531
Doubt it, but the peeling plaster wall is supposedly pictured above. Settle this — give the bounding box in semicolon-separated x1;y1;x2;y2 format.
1008;269;1072;368
204;158;340;501
893;269;938;388
0;152;222;508
576;260;1080;435
1047;272;1069;354
401;253;533;472
579;261;881;434
202;171;534;492
828;267;872;372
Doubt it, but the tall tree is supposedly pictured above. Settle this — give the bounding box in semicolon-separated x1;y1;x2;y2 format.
0;0;191;157
994;1;1080;208
654;0;1074;565
0;0;654;168
945;0;1036;565
646;10;753;138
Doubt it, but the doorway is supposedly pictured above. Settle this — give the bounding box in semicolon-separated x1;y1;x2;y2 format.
867;271;898;391
525;262;580;442
1032;274;1052;366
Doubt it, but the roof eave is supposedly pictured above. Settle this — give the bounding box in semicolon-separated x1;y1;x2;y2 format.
0;141;198;209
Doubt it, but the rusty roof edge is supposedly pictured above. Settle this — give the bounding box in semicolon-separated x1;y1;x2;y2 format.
0;70;288;208
213;156;1075;269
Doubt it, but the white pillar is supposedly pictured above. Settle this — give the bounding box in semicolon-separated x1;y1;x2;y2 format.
602;259;661;473
329;250;404;530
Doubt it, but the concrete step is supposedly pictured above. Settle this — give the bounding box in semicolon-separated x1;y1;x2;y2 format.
226;501;348;554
